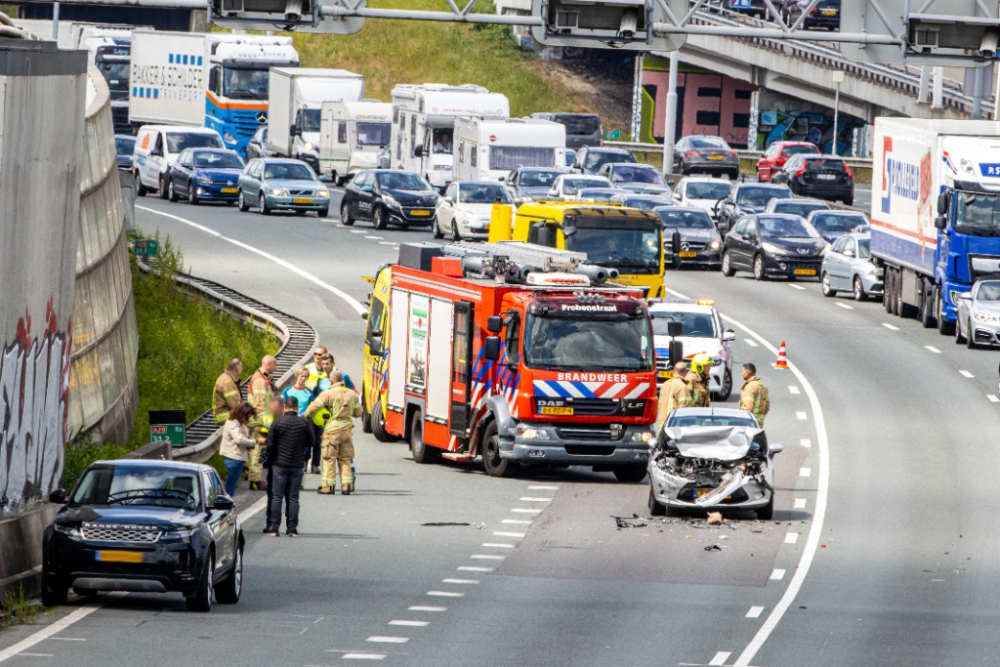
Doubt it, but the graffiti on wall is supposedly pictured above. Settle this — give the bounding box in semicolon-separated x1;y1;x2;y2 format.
760;109;863;156
1;300;71;511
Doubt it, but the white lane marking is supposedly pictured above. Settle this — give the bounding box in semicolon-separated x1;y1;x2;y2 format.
800;468;811;477
785;533;799;544
458;566;493;572
787;284;806;290
0;593;128;663
350;230;367;234
770;569;786;581
794;498;807;509
482;543;516;548
409;606;446;612
788;386;800;395
137;206;367;316
15;655;53;658
746;607;765;619
926;345;941;354
365;236;383;239
48;638;86;642
442;579;479;584
796;411;807;420
800;438;811;448
239;494;270;522
835;302;853;310
366;637;409;644
668;289;832;667
882;323;900;330
493;531;525;538
389;620;428;627
511;508;542;514
342;654;386;660
989;395;1000;403
744;339;759;347
502;519;532;525
709;651;731;665
959;370;974;378
379;242;398;246
520;497;552;502
427;591;464;597
528;485;560;490
470;554;505;560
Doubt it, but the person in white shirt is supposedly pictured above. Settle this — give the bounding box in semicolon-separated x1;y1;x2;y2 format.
220;402;258;496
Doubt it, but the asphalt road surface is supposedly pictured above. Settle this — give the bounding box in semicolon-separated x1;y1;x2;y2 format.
4;190;998;667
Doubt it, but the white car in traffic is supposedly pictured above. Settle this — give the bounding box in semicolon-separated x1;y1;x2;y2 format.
434;180;513;241
673;177;734;218
546;174;613;200
649;298;735;400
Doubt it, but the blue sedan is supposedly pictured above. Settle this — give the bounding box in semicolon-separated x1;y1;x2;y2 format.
167;148;245;205
238;158;331;217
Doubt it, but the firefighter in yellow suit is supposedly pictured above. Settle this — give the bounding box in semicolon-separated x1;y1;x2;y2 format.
305;370;362;495
247;356;277;490
213;358;243;426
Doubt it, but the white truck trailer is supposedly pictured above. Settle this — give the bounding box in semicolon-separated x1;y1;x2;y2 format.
870;117;1000;334
266;67;366;177
390;83;510;189
129;30;299;155
452;117;566;183
74;25;135;134
319;100;391;184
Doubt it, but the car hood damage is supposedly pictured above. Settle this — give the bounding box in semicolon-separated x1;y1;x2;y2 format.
649;426;776;509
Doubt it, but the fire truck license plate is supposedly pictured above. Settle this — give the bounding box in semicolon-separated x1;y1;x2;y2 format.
540;406;574;416
409;210;431;217
678;251;697;258
659;370;672;380
795;268;816;276
293;198;313;204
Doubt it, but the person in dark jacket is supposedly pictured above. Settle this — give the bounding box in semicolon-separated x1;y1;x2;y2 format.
263;396;315;536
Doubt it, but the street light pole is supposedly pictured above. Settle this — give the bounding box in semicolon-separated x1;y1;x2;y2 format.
662;49;679;179
831;70;844;155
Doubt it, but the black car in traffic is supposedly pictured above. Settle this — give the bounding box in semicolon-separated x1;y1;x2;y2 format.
721;213;828;280
42;460;243;612
340;169;440;229
772;154;854;205
654;206;723;268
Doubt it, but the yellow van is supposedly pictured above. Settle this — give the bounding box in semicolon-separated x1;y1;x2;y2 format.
360;266;395;441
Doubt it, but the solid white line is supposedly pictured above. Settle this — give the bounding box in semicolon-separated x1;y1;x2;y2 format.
427;591;464;597
137;206;367;315
470;554;505;560
785;533;799;544
379;242;397;246
502;519;532;525
366;637;409;644
48;638;85;642
350;230;367;234
14;655;53;658
442;579;479;584
989;395;1000;403
482;543;515;548
794;498;807;509
389;620;428;627
511;508;542;514
800;438;811;448
528;485;559;490
787;284;806;290
458;566;493;572
746;606;765;619
744;339;759;347
709;651;731;665
770;569;786;581
409;606;446;612
238;495;270;522
882;322;900;330
796;411;807;420
342;654;386;660
788;386;800;394
519;497;552;502
800;468;811;477
925;345;941;353
960;370;975;378
365;236;383;239
492;531;525;538
0;593;127;663
835;302;853;309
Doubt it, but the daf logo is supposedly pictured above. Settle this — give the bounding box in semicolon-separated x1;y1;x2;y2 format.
797;248;810;254
256;111;268;123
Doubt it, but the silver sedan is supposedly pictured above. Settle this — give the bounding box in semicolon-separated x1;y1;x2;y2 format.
956;278;1000;348
820;233;884;301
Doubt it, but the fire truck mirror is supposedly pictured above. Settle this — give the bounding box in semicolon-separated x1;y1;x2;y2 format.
486;316;503;333
369;337;383;356
484;336;501;362
561;223;578;238
667;321;683;338
669;340;684;366
937;192;949;216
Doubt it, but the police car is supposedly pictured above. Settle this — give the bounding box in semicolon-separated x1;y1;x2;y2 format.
649;298;735;400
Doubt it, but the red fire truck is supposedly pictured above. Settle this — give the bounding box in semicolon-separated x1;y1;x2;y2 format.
361;241;659;481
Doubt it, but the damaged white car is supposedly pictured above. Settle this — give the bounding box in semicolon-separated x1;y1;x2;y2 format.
648;408;783;520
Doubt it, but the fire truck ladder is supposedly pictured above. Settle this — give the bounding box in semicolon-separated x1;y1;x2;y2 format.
440;241;617;284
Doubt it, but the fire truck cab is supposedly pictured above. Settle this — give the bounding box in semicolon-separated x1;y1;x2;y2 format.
361;242;658;481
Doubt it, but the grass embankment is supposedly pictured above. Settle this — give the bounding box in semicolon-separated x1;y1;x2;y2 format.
64;233;280;489
291;0;592;118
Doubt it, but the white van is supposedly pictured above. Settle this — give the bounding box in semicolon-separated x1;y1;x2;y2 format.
319;100;392;185
452;117;566;183
133;125;224;197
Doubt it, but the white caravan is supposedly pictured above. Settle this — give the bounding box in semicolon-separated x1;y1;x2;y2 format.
452;117;566;183
390;83;510;189
319;100;392;184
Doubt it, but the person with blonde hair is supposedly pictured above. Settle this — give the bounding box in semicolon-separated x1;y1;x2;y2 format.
220;402;257;496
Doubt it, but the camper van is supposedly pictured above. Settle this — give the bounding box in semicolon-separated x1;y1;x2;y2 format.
390;83;510;190
452;117;566;183
320;100;392;185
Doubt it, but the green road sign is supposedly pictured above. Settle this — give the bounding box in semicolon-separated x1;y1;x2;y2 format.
605;129;621;140
134;239;160;256
150;423;186;446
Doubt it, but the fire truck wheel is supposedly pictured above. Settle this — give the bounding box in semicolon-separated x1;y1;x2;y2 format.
482;422;515;478
361;396;374;434
612;466;647;483
371;400;397;443
410;411;440;464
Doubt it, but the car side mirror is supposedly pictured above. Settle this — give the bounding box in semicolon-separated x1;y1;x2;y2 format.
667;180;675;186
722;330;736;342
747;234;758;244
150;146;162;157
769;443;784;454
214;496;235;510
414;145;424;158
934;215;948;230
843;249;855;258
498;175;505;182
484;336;501;361
49;489;67;504
486;315;503;333
959;293;972;301
937;192;949;215
290;123;300;137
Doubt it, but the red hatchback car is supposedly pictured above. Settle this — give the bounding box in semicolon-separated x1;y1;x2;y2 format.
756;141;820;182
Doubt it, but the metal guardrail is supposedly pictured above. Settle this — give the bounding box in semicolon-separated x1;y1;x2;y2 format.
605;140;874;169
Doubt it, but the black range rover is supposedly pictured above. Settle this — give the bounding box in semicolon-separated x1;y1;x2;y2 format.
42;460;244;612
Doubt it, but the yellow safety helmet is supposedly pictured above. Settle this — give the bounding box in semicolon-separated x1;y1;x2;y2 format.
690;353;714;375
311;406;331;427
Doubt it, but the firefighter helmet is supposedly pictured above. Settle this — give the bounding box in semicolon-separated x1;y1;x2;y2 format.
690;353;714;375
311;406;332;427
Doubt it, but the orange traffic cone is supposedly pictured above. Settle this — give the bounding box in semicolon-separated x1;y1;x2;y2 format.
773;340;789;370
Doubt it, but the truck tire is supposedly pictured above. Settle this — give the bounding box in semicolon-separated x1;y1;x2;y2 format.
921;284;936;328
613;466;647;483
884;269;894;314
361;395;374;434
371;400;397;443
409;410;439;464
482;421;515;478
648;488;666;516
937;289;956;335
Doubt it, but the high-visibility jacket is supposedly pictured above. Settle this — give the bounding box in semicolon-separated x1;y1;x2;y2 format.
248;369;274;426
305;383;362;434
656;376;691;427
739;375;770;425
686;373;711;408
213;372;242;425
304;361;326;391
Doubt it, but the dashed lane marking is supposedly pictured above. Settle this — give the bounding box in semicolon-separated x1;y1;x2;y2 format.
746;607;765;619
709;651;732;665
800;439;811;448
365;236;384;239
835;303;853;310
788;284;806;290
882;323;900;330
800;468;812;477
528;485;559;490
770;569;786;581
785;533;799;544
379;242;397;246
788;386;800;394
441;579;479;585
493;531;525;538
137;206;367;316
744;339;759;347
794;498;807;509
796;411;807;420
389;621;428;627
511;508;542;514
350;230;367;234
427;591;464;597
926;345;941;353
988;395;1000;403
409;606;446;612
520;497;553;502
470;554;505;560
502;519;532;525
458;566;494;572
482;543;516;548
960;370;974;378
366;637;409;644
342;653;386;660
